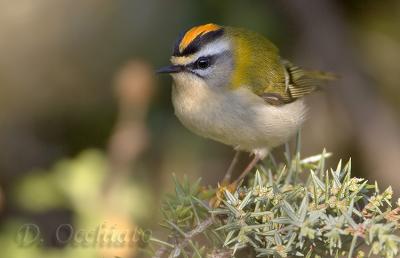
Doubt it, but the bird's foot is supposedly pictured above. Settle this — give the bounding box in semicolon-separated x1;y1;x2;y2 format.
209;181;238;208
211;151;264;208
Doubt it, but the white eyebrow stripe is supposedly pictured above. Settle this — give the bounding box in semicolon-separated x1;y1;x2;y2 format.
195;39;230;58
170;39;231;66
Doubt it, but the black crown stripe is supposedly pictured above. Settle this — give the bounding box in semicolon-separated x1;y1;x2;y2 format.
173;28;224;57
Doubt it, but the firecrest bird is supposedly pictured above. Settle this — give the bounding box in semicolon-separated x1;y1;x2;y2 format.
157;23;334;186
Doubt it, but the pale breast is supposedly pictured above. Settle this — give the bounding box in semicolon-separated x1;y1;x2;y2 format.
171;73;307;153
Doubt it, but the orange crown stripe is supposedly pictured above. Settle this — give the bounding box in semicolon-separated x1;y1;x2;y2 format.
179;23;221;52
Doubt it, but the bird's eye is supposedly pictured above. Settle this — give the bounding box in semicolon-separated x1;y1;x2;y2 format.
195;57;210;69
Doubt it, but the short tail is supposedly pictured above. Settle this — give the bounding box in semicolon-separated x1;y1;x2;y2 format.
305;70;338;81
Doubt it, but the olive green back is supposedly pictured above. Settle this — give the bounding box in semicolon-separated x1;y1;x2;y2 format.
225;26;335;104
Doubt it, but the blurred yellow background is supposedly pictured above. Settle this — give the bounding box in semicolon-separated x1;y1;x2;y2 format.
0;0;400;257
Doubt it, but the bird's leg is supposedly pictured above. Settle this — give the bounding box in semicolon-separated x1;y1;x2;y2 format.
233;154;261;186
222;151;241;184
210;151;241;208
210;153;261;208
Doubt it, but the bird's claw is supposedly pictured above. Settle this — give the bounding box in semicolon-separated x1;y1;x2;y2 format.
209;181;238;208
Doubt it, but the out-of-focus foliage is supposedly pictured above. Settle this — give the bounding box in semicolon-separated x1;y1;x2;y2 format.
14;150;151;221
1;150;152;258
347;0;400;110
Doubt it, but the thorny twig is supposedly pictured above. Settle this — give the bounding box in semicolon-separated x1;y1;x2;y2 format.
152;218;214;258
150;146;400;257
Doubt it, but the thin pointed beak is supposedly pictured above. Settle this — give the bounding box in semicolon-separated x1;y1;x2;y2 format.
156;65;184;74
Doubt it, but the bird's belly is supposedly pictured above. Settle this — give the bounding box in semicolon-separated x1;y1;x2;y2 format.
172;83;306;153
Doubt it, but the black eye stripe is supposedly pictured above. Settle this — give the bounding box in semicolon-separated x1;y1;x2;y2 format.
187;55;216;70
196;57;212;69
186;50;231;70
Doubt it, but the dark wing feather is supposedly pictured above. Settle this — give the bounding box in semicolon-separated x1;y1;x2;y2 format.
285;61;336;99
262;60;336;105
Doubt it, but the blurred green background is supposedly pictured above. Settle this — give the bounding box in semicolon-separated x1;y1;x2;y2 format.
1;0;400;257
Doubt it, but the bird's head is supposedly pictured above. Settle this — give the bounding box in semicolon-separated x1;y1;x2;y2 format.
157;23;235;88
